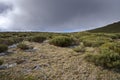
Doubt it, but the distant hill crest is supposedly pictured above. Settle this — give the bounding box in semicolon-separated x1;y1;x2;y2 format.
88;21;120;33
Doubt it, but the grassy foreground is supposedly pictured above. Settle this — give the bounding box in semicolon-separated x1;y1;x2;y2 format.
0;32;120;80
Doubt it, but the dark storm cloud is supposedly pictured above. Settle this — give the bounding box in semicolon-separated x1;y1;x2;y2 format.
0;0;120;32
0;2;12;14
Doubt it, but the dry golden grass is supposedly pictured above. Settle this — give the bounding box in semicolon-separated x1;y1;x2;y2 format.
0;41;120;80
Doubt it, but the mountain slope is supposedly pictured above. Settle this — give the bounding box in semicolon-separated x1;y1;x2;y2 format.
88;22;120;33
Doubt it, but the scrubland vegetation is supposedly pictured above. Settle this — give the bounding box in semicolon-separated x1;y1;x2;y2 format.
0;32;120;80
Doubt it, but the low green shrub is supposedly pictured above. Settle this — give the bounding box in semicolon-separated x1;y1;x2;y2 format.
73;46;85;52
85;49;120;69
73;44;85;52
0;38;18;46
4;39;15;45
49;36;74;47
80;35;112;47
101;33;120;39
17;33;28;37
17;43;29;50
100;42;120;53
13;37;24;43
29;35;46;43
83;40;104;47
0;44;8;53
0;59;4;65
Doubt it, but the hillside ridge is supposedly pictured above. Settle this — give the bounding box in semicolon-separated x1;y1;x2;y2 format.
88;21;120;33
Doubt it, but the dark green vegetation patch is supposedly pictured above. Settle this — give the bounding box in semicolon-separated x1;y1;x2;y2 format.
0;59;4;65
28;35;47;43
17;43;30;50
85;42;120;69
89;22;120;33
0;44;8;53
49;36;74;47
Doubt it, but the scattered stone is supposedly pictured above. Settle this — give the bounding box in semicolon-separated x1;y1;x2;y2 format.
3;63;17;68
8;44;18;49
23;69;32;73
8;63;17;68
33;64;49;70
0;51;14;56
0;65;7;70
0;63;17;70
69;45;78;48
40;54;48;59
43;40;49;43
25;47;37;52
33;65;41;70
0;53;6;56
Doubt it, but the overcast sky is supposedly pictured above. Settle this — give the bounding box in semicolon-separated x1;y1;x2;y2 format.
0;0;120;32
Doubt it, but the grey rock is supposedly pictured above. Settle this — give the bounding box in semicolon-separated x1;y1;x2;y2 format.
0;51;13;56
0;53;6;56
0;65;7;70
43;40;49;43
33;65;41;70
25;47;37;52
0;63;17;70
8;63;17;68
8;44;18;49
23;69;32;73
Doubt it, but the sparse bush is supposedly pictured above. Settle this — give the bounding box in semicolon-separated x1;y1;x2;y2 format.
73;46;85;52
17;43;29;50
85;49;120;69
80;35;112;47
49;36;74;47
73;44;85;52
109;34;119;39
0;59;4;65
17;33;28;37
85;41;120;69
13;37;24;43
0;44;8;53
102;33;120;39
83;40;104;47
4;39;15;45
100;42;120;53
0;38;16;45
29;35;46;43
110;44;120;53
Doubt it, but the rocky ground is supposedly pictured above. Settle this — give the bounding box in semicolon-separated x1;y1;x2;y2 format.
0;41;120;80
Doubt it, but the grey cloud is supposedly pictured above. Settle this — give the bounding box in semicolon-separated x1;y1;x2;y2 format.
0;2;12;14
0;0;120;32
